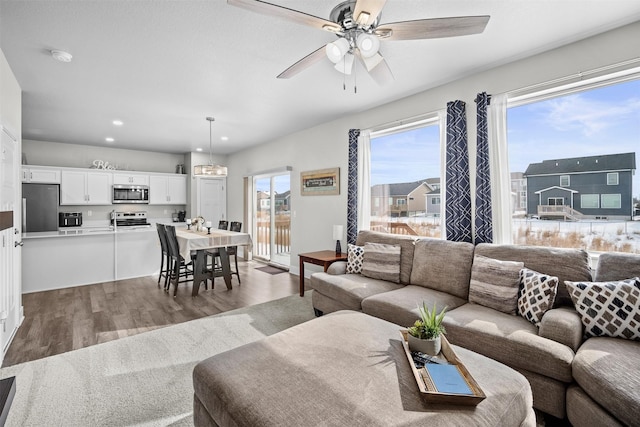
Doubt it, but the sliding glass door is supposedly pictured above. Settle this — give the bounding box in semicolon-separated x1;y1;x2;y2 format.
253;172;291;267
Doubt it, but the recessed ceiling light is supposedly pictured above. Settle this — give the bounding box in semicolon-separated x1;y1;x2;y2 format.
196;148;203;152
221;136;229;141
51;50;73;63
112;120;123;126
105;137;114;142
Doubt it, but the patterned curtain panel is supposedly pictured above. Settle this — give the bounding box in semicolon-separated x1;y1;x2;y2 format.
347;129;360;245
475;92;493;244
445;100;472;243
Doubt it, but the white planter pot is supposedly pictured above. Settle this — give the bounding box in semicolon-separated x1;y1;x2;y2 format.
407;334;441;356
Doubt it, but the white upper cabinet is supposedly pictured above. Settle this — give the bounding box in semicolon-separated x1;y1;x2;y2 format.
149;174;187;205
60;170;113;205
112;172;149;186
22;166;61;183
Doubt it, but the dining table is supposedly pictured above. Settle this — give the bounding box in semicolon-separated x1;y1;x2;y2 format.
175;227;253;297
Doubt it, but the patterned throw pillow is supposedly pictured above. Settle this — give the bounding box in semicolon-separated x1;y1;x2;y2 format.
346;244;364;274
468;255;524;314
565;278;640;340
361;242;401;283
518;268;559;327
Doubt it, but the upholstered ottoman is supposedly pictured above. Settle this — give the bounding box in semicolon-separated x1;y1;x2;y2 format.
193;311;535;426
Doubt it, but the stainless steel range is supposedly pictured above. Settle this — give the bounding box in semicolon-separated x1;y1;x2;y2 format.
112;211;151;228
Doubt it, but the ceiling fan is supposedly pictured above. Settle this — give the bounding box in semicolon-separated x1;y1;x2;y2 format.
228;0;490;85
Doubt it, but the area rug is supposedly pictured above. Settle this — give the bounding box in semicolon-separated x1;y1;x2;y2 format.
255;265;288;275
0;292;315;426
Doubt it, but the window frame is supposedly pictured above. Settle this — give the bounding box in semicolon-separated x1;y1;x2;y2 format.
607;172;619;186
580;194;600;209
560;175;570;187
601;194;621;209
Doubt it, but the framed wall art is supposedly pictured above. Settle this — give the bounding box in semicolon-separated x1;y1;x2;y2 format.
300;167;340;196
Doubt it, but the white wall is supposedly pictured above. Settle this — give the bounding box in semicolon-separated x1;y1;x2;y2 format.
22;139;186;173
0;48;21;138
225;21;640;275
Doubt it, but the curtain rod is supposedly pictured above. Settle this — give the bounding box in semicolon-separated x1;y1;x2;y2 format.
508;57;640;97
368;111;441;134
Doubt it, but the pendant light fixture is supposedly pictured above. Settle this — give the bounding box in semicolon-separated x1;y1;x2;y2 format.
194;116;227;176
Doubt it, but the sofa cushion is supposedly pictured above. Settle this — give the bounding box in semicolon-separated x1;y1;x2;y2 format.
572;337;640;426
468;255;523;314
443;303;574;382
595;252;640;282
361;242;401;283
309;272;404;311
518;268;559;327
565;278;640;340
474;243;592;307
346;244;364;274
356;230;417;284
409;238;475;299
361;285;467;328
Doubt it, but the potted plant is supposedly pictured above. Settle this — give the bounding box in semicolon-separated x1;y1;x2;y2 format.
407;302;447;356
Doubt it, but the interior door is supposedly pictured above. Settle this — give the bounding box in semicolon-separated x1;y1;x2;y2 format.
0;126;21;355
197;177;226;226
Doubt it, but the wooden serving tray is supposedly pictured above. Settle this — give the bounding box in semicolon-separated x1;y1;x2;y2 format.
400;330;486;406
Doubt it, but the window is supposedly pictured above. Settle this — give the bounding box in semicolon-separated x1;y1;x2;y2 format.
548;197;564;206
581;194;599;209
508;76;639;254
431;197;440;205
369;116;443;238
601;194;621;209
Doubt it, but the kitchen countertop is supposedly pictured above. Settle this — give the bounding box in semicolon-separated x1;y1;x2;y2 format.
22;220;185;239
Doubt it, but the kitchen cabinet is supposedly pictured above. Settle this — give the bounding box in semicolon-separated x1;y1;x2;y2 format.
113;172;149;186
22;166;61;183
60;170;113;205
149;174;186;205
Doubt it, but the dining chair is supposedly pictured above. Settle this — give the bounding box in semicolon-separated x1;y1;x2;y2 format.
227;221;242;284
156;223;171;289
164;224;194;296
206;220;231;271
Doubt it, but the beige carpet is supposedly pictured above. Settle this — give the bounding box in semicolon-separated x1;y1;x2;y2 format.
0;292;315;426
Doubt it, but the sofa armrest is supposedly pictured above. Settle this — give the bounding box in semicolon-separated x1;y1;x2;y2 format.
539;307;583;352
327;261;347;275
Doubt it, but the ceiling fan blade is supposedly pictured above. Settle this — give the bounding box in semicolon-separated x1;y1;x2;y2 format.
277;46;327;79
228;0;342;33
368;56;394;86
376;16;490;41
353;0;387;28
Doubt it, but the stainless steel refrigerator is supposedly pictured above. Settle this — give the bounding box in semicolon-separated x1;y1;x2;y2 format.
22;183;60;232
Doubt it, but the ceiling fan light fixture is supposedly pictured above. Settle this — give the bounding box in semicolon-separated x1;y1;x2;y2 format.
325;38;350;63
356;33;380;58
334;53;355;75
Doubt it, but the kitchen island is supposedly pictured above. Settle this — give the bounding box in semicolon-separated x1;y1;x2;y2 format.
21;224;172;293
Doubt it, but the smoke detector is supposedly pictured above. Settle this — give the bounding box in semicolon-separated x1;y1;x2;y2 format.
51;50;73;63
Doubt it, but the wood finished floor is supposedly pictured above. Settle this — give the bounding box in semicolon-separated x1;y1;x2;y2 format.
3;260;302;368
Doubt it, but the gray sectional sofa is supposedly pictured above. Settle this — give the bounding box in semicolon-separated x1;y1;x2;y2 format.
309;230;640;425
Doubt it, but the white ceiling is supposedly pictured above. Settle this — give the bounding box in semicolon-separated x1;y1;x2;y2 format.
1;1;639;155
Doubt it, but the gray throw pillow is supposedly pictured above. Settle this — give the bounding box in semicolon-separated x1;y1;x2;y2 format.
469;255;524;314
361;242;401;283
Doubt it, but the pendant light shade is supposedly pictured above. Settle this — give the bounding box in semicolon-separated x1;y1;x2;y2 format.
356;33;380;58
194;117;227;177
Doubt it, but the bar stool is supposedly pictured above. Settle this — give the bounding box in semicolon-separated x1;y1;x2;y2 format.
227;221;242;284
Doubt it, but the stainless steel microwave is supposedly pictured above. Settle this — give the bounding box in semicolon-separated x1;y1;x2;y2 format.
112;185;150;204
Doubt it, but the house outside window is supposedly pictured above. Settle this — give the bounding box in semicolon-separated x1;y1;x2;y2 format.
508;76;639;254
431;197;440;205
369;116;443;237
581;194;599;209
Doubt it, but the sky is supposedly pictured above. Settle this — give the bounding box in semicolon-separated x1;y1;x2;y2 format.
371;78;640;199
